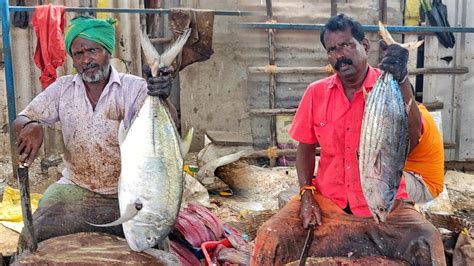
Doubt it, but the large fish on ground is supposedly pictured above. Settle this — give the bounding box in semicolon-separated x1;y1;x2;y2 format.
89;29;193;252
359;23;423;223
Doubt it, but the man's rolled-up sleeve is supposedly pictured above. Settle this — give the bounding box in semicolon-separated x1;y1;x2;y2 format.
19;81;62;126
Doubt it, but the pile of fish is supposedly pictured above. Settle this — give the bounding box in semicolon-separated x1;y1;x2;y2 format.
174;203;224;247
359;22;423;223
90;29;193;251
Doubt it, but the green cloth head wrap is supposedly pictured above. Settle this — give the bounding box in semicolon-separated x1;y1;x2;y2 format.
64;16;118;56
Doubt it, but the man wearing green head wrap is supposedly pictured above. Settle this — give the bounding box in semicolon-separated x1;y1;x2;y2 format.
13;15;178;252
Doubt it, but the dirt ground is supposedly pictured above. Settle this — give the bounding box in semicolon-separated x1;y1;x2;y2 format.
0;157;59;195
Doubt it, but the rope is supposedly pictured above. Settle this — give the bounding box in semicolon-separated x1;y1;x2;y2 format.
264;64;278;74
266;146;279;159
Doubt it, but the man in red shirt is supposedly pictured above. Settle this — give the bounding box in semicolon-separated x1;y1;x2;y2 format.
251;14;445;265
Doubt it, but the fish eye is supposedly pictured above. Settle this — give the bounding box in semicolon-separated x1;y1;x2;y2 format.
146;236;154;244
378;206;386;212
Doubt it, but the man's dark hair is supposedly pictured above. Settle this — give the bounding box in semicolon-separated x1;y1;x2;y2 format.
320;13;365;49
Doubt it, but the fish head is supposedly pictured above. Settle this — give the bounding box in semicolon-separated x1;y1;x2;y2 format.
367;178;397;223
126;222;162;251
125;210;173;252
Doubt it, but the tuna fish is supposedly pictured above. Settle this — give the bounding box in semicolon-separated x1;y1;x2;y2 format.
359;23;423;223
89;29;193;251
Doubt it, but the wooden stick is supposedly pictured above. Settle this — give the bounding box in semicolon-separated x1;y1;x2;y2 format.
248;66;469;75
250;101;444;116
424;101;444;111
242;148;321;159
330;0;337;16
266;0;277;167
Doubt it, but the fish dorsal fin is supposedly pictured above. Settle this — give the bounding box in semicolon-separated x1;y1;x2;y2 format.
118;121;128;146
180;127;194;157
87;201;140;227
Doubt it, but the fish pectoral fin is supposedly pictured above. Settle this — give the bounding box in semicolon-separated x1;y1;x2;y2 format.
374;152;382;176
180;127;194;157
118;121;128;146
86;203;139;227
362;86;369;101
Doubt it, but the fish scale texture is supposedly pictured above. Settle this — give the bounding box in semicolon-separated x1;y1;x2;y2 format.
359;73;408;222
119;96;184;251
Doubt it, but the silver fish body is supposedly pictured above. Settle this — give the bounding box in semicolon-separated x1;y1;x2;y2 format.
359;73;409;223
118;96;184;251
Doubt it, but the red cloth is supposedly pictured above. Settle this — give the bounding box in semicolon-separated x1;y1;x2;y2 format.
32;4;66;89
288;65;408;217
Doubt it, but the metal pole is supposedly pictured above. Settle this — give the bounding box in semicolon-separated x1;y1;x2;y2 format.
239;23;474;33
1;0;19;175
378;0;387;61
9;6;256;16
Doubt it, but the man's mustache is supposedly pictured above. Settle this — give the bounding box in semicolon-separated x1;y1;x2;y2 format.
84;63;100;71
334;58;353;70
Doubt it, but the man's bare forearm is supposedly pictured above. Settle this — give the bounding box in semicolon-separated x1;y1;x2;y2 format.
296;143;317;187
399;80;422;153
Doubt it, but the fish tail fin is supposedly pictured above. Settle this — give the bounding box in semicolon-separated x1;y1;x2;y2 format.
140;31;161;77
378;21;396;45
160;28;192;68
379;21;424;51
86;202;139;227
180;127;194;157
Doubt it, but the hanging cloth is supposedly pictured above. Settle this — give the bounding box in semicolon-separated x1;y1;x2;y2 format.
31;4;66;89
421;0;456;48
12;0;29;29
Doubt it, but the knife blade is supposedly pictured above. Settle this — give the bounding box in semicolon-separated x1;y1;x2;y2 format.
298;223;315;266
17;164;37;253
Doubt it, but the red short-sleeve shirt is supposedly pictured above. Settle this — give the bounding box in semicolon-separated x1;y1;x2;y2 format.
289;65;408;216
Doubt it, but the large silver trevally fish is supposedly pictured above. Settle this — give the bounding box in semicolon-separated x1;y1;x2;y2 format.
359;23;423;223
90;28;193;252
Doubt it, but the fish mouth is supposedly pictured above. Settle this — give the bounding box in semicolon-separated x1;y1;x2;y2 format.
126;238;151;252
373;206;388;224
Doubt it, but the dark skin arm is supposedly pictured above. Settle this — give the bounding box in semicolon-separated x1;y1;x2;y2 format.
143;65;180;130
12;115;44;166
296;142;322;229
399;79;422;152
